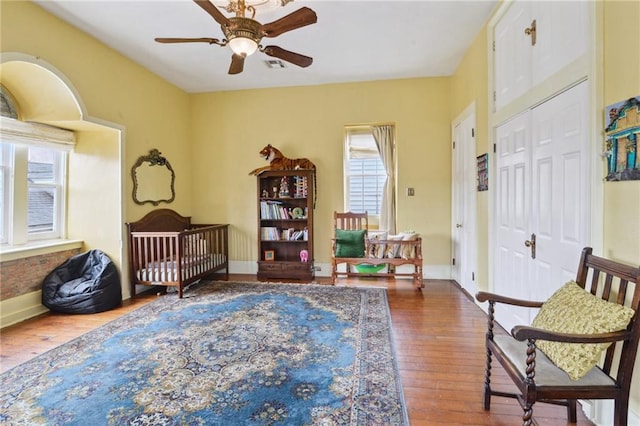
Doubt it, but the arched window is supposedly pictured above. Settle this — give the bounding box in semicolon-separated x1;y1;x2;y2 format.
0;86;74;245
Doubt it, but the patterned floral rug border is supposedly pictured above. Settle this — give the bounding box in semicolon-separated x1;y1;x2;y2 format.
1;281;409;425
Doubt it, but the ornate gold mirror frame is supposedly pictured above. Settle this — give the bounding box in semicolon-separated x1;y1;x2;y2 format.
132;149;175;206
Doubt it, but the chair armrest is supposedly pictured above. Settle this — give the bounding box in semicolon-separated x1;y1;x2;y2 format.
475;291;544;308
511;325;632;344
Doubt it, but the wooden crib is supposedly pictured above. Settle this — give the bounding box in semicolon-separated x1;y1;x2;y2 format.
126;209;229;298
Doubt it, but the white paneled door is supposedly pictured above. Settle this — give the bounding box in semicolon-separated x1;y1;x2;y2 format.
493;0;588;111
494;81;590;331
452;110;477;297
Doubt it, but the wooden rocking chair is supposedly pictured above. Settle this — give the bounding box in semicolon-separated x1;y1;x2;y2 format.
476;247;640;425
330;211;424;287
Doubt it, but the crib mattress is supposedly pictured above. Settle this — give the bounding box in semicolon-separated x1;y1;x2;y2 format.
135;253;226;282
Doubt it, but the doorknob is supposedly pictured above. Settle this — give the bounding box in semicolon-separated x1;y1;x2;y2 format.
456;224;462;228
524;19;537;46
524;233;536;259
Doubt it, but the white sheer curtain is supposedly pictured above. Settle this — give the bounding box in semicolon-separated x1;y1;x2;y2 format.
372;125;396;234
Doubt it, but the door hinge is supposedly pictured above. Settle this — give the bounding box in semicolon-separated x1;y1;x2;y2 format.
493;91;496;102
492;40;496;52
452;258;456;266
493;143;497;153
453;141;456;149
471;128;475;137
472;272;475;281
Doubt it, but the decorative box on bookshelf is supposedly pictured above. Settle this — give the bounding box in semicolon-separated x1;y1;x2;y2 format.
256;169;314;281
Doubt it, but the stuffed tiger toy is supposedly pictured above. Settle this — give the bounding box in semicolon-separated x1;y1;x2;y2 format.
249;144;316;175
249;144;317;207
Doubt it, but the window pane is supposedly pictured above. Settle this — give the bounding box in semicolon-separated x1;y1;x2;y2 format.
28;186;55;233
27;147;58;236
347;156;386;215
0;144;10;243
28;147;55;184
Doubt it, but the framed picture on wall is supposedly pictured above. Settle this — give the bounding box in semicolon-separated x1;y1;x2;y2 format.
477;153;488;191
604;96;640;181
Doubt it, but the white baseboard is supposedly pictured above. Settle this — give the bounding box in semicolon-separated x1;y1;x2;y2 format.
0;290;49;328
580;399;640;426
228;260;258;275
228;261;451;280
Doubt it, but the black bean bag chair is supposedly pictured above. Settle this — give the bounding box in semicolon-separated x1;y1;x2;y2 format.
42;249;122;314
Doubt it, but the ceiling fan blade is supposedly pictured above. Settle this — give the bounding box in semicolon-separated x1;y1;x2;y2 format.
228;54;245;75
193;0;231;27
260;7;317;38
155;37;221;45
262;45;313;68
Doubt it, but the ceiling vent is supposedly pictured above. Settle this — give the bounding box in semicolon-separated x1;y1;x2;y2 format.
265;59;286;69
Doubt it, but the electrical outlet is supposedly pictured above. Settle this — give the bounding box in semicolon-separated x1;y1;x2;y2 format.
407;187;415;196
314;266;321;271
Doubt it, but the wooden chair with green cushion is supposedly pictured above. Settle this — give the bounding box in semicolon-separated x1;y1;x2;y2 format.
331;211;368;283
476;247;640;426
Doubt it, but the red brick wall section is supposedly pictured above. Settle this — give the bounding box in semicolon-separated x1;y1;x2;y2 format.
0;249;82;301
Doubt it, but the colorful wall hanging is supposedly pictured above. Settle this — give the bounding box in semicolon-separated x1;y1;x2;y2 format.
604;96;640;181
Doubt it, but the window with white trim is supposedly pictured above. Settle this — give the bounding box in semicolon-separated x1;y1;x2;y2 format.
344;129;386;216
0;117;73;246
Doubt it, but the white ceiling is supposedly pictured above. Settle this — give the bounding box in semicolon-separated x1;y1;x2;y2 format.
34;0;498;94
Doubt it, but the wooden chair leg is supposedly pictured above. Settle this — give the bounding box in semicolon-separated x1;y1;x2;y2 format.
483;347;493;410
567;399;577;423
522;403;534;426
614;397;628;426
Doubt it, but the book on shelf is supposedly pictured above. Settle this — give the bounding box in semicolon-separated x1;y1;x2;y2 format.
260;226;279;240
261;227;308;241
260;200;295;220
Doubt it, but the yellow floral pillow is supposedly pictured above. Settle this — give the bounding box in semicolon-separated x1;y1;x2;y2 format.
531;281;635;380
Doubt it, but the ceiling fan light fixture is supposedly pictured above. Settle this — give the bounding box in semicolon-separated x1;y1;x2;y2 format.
229;37;258;56
223;16;262;57
157;1;317;74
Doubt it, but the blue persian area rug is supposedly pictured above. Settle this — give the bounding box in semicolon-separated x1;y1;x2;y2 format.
0;281;408;425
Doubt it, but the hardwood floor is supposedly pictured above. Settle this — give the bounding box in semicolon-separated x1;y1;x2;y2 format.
0;275;594;425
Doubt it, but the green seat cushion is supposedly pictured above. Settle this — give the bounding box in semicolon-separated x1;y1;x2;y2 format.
531;280;635;380
335;229;366;258
355;264;386;273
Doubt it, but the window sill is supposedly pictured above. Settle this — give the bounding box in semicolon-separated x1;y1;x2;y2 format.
0;239;83;262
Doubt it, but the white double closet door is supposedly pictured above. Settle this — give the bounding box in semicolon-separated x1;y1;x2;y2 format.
494;81;590;332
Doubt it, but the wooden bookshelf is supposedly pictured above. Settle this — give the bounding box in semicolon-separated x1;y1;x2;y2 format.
256;169;314;281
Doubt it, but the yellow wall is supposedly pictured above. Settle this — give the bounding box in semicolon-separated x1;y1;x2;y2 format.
603;0;640;415
602;0;640;266
1;1;192;309
2;0;640;419
449;0;640;417
190;79;453;267
0;1;635;286
449;24;491;290
1;1;455;302
1;1;193;224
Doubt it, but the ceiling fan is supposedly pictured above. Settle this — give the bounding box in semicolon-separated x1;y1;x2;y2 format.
155;0;317;75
